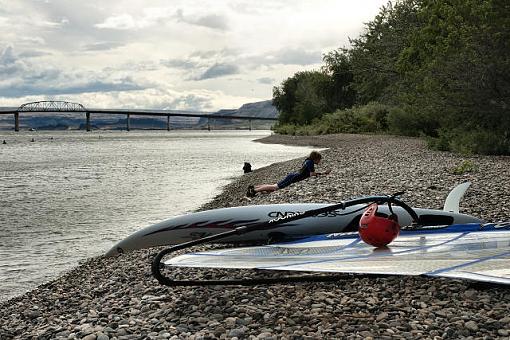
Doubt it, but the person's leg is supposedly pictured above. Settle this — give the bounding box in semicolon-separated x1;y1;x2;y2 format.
254;184;278;193
274;173;296;191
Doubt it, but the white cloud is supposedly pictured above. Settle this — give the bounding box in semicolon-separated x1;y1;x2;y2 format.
0;46;16;65
94;7;173;30
0;16;9;27
0;0;389;110
81;42;124;51
175;9;229;31
40;18;69;28
95;14;140;30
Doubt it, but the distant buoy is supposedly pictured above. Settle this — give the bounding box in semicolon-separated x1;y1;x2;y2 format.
2;140;6;144
31;138;35;142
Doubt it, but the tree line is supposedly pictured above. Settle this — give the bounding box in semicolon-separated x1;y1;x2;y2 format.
272;0;510;155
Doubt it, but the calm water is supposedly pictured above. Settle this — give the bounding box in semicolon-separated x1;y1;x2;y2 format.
0;130;313;301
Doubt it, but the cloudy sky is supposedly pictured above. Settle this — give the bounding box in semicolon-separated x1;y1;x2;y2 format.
0;0;388;111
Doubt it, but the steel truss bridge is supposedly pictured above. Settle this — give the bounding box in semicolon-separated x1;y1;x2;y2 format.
0;101;277;131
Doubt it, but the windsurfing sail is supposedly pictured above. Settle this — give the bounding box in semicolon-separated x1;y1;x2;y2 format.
166;223;510;285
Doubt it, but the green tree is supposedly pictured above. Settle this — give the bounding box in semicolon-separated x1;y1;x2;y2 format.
398;0;510;152
321;50;356;111
273;71;329;125
347;0;424;105
273;0;510;154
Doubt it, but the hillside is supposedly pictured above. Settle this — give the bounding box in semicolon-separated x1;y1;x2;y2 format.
215;100;277;119
197;100;277;129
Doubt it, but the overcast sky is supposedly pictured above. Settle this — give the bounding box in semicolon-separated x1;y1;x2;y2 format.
0;0;388;111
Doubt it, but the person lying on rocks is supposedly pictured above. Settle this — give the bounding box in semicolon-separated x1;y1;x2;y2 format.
246;150;331;197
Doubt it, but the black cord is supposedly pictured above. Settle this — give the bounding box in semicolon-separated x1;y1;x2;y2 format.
152;271;398;287
332;203;372;216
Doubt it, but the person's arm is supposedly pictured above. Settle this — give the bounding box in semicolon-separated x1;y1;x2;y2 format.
305;159;318;177
313;168;331;176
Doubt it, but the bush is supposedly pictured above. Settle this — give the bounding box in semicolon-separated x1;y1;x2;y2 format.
310;102;391;134
275;104;510;156
355;102;390;131
427;129;452;151
449;129;510;155
427;128;510;155
387;107;441;137
273;124;298;135
275;102;393;136
450;160;478;175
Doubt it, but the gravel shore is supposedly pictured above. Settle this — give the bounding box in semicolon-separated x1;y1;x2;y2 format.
1;133;509;339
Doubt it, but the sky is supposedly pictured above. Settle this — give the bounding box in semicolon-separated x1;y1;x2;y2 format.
0;0;388;111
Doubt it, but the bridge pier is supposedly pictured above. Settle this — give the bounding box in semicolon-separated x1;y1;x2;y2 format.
86;112;91;131
167;115;170;131
126;114;130;131
14;112;19;132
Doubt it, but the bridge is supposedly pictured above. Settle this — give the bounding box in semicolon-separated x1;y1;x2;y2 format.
0;101;278;131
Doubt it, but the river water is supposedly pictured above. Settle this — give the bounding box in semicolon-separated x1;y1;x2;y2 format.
0;130;313;301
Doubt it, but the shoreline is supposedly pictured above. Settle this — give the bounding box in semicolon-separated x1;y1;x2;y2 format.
1;133;510;339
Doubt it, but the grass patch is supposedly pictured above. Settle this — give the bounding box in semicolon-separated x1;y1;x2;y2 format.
450;160;478;175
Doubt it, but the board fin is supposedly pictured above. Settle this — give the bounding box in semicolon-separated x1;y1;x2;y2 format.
443;182;471;213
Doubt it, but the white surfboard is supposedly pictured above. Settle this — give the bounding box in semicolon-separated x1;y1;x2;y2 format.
106;183;481;256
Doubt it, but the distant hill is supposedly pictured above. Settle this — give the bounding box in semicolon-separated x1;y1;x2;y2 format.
0;100;278;131
197;100;277;128
216;100;277;118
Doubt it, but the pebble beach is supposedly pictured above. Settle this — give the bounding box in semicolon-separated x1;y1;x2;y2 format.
1;133;510;339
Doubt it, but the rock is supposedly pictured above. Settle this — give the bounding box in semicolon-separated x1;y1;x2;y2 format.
256;331;275;339
463;290;478;299
464;321;479;332
376;312;388;321
82;334;96;340
360;331;374;338
500;316;510;324
229;327;246;338
497;329;509;337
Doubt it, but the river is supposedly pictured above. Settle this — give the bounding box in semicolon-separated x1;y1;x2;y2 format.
0;130;314;301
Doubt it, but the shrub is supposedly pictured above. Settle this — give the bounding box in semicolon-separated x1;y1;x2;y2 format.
427;129;452;151
273;124;298;135
449;129;510;155
427;128;510;155
387;107;441;137
450;160;478;175
311;102;390;134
